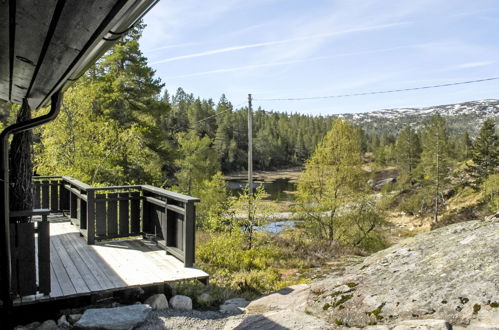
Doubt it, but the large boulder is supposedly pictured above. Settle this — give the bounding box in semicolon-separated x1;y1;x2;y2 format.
306;219;499;328
219;298;249;314
75;304;151;330
373;177;396;191
144;293;169;310
169;295;192;310
35;320;57;330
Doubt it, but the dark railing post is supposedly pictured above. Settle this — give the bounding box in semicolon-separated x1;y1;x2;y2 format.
86;190;95;245
60;180;69;211
184;201;195;267
70;189;77;219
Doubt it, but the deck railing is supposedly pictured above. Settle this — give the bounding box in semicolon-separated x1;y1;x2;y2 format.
32;176;199;267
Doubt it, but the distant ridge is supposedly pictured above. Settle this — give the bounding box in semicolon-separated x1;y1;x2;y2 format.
338;99;499;136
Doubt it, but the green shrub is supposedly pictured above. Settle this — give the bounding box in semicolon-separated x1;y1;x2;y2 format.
482;174;499;212
398;190;433;215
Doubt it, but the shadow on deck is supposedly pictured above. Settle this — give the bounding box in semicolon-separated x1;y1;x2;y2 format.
14;214;208;306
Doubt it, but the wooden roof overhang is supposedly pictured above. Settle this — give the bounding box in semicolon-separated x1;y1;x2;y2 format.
0;0;158;110
0;0;159;320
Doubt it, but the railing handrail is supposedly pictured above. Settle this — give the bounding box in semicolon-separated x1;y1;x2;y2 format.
34;176;200;204
141;185;200;203
87;185;142;192
32;176;199;267
62;176;92;190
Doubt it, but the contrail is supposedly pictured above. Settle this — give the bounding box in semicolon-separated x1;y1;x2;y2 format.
151;22;409;65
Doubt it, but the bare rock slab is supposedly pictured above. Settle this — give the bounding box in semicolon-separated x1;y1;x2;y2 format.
307;220;499;328
392;319;452;330
75;304;151;330
224;310;333;330
144;293;169;310
246;284;310;313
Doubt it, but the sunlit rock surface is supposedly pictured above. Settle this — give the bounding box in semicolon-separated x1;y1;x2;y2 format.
307;218;499;328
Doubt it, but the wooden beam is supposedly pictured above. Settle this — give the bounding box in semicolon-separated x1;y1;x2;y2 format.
0;0;10;100
11;0;58;104
27;0;116;108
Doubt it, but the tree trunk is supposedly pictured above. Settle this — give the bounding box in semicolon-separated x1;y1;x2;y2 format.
9;99;33;223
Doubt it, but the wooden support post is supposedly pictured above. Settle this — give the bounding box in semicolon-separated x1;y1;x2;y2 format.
184;201;195;267
86;190;95;245
70;190;77;219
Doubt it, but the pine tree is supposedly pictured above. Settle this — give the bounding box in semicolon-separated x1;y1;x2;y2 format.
394;125;421;184
420;113;451;222
297;119;364;240
458;131;473;161
174;132;219;195
466;119;498;188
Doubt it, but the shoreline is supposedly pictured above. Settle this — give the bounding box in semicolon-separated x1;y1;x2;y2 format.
223;166;303;183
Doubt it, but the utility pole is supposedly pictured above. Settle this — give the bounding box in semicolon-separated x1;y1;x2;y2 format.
248;93;253;195
247;93;254;249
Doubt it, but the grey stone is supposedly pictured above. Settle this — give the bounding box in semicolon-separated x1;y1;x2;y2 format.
392;319;451;330
223;310;333;330
75;304;151;330
169;295;192;310
57;315;70;327
220;298;249;313
24;322;41;330
35;320;57;330
306;220;499;327
144;293;169;310
373;177;396;190
68;314;82;324
197;292;211;305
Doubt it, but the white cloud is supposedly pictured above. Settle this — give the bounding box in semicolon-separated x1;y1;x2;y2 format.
455;61;495;69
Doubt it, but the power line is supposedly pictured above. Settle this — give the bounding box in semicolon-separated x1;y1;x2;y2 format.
190;101;246;126
253;76;499;102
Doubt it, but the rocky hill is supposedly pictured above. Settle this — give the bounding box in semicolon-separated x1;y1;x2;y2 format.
240;216;499;329
338;99;499;136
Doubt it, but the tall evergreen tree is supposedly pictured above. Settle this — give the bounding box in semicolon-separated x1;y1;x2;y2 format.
466;119;498;188
420;113;451;222
458;131;473;161
394;125;421;183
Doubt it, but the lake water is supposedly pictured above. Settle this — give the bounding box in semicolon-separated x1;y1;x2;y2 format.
252;220;302;234
227;178;296;201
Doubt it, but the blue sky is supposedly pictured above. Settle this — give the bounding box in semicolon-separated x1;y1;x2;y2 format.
140;0;499;114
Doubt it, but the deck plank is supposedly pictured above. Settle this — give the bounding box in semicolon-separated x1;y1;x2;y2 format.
50;239;77;296
95;240;159;286
57;221;128;289
124;240;172;283
127;240;178;278
60;223;116;290
52;228;103;292
51;231;90;294
50;263;63;298
15;214;209;306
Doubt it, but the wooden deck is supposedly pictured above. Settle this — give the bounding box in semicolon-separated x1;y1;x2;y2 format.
14;214;208;305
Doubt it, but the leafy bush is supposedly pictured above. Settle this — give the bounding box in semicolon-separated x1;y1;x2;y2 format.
196;230;288;295
398;190;433;215
482;174;499;212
